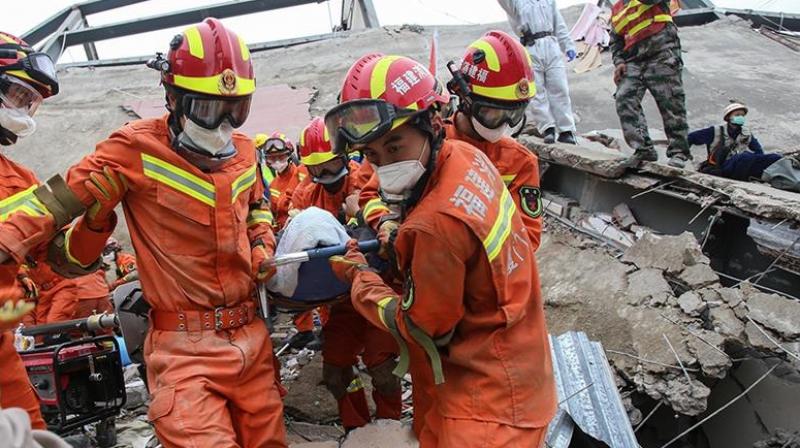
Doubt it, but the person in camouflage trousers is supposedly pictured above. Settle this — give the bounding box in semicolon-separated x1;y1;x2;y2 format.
610;0;691;168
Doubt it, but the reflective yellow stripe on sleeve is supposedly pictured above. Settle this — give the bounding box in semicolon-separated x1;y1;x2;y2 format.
232;165;257;203
501;174;517;186
63;225;92;268
482;187;516;262
363;198;390;220
141;154;216;207
247;209;273;227
269;188;281;199
0;186;49;221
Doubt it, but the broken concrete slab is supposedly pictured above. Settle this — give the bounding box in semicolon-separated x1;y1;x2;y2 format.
622;232;709;274
748;292;800;340
636;372;711;416
613;203;638;230
518;135;630;179
678;291;707;317
686;330;732;379
709;306;746;341
626;268;673;306
718;288;744;309
341;420;418;448
678;263;720;289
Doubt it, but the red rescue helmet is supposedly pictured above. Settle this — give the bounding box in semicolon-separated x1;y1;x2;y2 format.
148;18;254;130
263;131;294;155
325;54;449;154
447;30;535;129
298;117;335;166
0;31;59;117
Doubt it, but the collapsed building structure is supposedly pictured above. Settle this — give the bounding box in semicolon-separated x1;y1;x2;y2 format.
8;1;800;447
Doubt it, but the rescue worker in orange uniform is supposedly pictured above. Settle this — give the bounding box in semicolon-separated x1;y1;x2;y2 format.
0;31;61;430
0;20;287;447
23;260;111;324
255;131;324;349
327;55;557;446
255;131;308;230
290;117;401;431
103;238;138;289
359;32;543;253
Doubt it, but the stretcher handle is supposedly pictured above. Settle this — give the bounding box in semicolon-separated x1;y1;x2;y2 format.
305;239;380;260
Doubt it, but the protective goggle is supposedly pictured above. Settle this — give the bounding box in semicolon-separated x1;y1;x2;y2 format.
264;137;291;153
0;75;44;116
0;49;59;96
324;99;419;155
470;97;527;129
181;93;251;130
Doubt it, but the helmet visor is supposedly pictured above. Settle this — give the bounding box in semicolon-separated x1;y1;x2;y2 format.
0;75;43;116
324;99;417;155
472;99;527;129
183;94;252;129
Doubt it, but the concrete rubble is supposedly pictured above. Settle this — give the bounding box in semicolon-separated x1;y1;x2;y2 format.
538;226;800;417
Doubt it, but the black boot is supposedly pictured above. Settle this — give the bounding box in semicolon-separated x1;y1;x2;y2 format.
557;131;577;145
633;147;658;162
542;127;556;144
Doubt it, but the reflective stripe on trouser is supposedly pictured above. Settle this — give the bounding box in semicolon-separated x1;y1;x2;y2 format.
323;301;400;427
527;38;575;134
145;319;287;448
0;332;46;430
615;49;689;157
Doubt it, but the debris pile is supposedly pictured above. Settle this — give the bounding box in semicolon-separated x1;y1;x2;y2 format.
538;226;800;417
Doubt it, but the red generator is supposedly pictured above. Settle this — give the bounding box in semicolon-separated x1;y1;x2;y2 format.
19;314;126;445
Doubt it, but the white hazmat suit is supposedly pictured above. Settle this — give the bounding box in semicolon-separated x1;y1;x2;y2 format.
498;0;577;136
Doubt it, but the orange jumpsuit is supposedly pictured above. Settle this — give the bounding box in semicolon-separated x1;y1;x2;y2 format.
349;139;556;446
0;116;286;447
268;163;308;230
0;154;47;429
25;261;111;324
359;123;543;250
291;162;401;430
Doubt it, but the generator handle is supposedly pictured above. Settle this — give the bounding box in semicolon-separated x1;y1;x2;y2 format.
20;313;119;337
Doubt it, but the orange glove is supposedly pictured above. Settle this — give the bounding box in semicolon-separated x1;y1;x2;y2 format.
377;219;399;260
85;166;128;230
252;245;276;282
17;273;39;299
329;239;371;284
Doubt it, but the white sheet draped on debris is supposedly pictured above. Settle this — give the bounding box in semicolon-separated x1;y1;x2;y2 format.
267;207;350;298
569;3;610;74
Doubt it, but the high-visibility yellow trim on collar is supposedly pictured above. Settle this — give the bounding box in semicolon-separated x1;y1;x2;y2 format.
301;151;338;166
471;80;536;101
172;74;256;96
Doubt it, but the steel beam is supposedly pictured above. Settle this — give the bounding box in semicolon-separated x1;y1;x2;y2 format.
61;0;323;47
355;0;379;28
21;0;149;46
39;9;85;62
79;15;100;60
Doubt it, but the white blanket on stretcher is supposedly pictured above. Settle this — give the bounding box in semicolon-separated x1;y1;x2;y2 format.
266;207;350;297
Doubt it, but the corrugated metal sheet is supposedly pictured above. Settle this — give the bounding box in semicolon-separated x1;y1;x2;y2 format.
546;331;639;448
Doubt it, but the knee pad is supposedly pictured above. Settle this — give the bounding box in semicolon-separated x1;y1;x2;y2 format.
368;358;401;395
322;364;354;400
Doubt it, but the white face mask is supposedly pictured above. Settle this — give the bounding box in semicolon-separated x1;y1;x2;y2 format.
180;119;234;155
471;116;510;143
375;139;429;198
0;108;36;138
268;159;289;174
